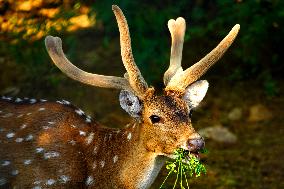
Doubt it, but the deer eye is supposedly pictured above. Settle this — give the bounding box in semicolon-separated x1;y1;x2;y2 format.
149;115;161;124
189;109;193;118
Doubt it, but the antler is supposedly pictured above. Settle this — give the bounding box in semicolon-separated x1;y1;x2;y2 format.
163;17;186;85
112;5;148;97
45;5;148;97
45;36;132;91
166;24;240;92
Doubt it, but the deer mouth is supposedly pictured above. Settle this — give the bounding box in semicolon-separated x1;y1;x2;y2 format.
182;149;201;160
164;147;202;161
164;146;204;161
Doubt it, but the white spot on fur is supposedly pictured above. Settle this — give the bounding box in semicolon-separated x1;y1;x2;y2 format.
24;159;32;165
86;176;94;185
48;121;55;125
25;134;33;141
20;124;27;129
17;114;23;118
68;140;76;145
40;99;47;102
42;126;50;130
1;160;11;166
15;98;22;102
30;99;36;104
38;107;45;111
86;132;94;145
75;109;84;116
61;100;70;105
85;117;92;123
33;180;41;185
0;178;7;186
26;112;32;116
59;175;70;183
93;146;97;154
36;147;44;153
104;135;107;142
92;161;97;169
57;100;64;104
100;161;105;168
113;155;118;163
2;96;11;100
6;132;15;138
44;151;60;159
109;134;112;140
114;129;120;134
71;124;76;128
11;170;19;176
15;138;24;143
127;132;132;141
46;179;56;185
79;130;86;136
33;186;41;189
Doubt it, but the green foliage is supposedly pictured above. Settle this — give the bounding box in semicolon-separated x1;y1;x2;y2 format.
93;0;283;93
1;0;283;96
0;0;94;93
159;148;206;189
1;1;95;41
263;74;279;97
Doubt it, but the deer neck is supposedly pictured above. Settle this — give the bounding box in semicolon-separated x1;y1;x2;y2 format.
83;120;166;188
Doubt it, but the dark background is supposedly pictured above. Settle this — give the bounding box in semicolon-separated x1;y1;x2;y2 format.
0;0;283;188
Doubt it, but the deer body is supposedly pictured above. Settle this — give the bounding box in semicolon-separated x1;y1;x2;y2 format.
0;5;239;189
0;99;166;189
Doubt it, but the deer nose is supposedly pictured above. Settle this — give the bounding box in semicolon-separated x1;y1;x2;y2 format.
187;137;205;152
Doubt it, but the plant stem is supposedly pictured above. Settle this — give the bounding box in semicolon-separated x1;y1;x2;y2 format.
173;158;181;189
180;161;183;188
159;170;173;189
183;170;190;189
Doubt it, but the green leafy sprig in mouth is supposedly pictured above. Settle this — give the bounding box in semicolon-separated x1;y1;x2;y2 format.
160;148;207;189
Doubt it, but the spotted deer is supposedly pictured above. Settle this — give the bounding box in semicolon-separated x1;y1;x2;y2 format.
0;5;239;189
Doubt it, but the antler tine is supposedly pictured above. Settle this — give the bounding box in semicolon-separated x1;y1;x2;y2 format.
163;17;186;85
166;24;240;92
112;5;148;97
45;36;132;91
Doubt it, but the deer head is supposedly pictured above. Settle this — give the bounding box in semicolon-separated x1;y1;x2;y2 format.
45;5;239;159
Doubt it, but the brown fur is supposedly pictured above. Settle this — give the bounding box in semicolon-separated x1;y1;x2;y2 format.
0;89;198;189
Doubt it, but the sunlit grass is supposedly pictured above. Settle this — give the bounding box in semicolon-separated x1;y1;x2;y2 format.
0;1;95;42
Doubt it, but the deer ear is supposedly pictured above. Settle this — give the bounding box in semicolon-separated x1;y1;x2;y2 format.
183;80;209;108
119;90;142;117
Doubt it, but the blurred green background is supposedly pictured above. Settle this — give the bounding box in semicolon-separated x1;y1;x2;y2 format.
0;0;283;188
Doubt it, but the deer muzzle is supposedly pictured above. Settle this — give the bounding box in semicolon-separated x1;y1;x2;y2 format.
187;137;205;152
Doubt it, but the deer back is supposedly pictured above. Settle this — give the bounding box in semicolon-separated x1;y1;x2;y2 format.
0;98;97;188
